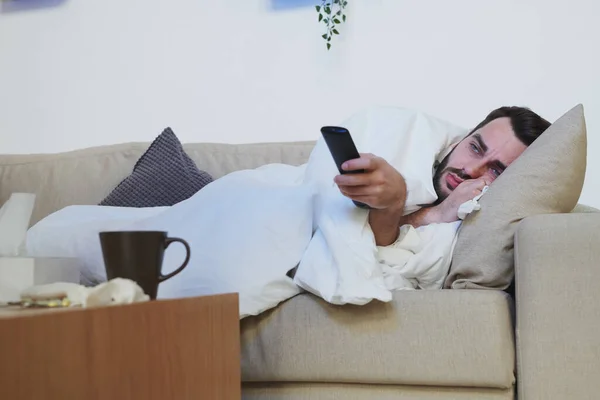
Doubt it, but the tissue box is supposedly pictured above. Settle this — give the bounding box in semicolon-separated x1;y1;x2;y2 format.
0;257;80;303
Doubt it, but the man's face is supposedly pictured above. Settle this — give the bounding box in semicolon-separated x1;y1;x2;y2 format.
433;117;527;201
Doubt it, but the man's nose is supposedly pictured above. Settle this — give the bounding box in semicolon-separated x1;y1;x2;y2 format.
463;161;487;178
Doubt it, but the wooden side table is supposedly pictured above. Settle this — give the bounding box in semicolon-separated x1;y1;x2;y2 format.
0;293;241;400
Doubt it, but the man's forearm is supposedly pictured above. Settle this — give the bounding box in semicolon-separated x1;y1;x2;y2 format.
399;206;441;229
369;207;404;246
370;206;442;247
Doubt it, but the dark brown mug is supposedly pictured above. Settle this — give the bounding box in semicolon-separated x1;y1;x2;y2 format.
99;231;191;300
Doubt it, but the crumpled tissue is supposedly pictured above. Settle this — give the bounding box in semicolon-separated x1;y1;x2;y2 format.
20;278;150;308
457;186;489;220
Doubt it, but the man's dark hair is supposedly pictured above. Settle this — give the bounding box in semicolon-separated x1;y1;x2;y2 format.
467;106;551;145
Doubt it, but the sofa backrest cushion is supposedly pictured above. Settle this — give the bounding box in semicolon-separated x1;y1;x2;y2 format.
0;140;315;226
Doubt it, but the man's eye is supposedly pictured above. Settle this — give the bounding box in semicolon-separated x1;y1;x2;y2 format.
470;143;480;153
491;168;501;177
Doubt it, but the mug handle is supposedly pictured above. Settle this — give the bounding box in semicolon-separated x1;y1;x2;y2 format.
159;237;191;282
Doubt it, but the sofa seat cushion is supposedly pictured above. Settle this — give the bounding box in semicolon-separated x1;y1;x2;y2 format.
241;290;515;389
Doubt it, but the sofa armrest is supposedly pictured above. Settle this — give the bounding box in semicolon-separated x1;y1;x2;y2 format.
515;213;600;400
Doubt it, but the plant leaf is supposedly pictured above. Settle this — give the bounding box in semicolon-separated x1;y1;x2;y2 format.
343;14;346;22
319;13;323;21
333;18;341;23
315;5;321;12
327;43;331;50
333;29;339;34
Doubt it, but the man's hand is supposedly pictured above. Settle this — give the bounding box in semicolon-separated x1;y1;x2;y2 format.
333;154;407;247
431;178;488;223
396;178;489;229
333;153;406;210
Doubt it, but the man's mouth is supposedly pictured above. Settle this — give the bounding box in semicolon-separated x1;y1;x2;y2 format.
445;172;463;190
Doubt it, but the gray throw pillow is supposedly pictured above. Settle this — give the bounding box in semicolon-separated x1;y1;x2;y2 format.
99;127;213;207
445;104;587;290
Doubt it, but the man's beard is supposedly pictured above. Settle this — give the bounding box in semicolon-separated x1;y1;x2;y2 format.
432;150;472;205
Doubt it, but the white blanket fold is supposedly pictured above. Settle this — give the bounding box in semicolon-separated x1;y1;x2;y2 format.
291;106;467;305
26;106;472;318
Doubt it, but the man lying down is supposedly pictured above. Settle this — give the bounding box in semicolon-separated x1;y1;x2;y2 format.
25;106;551;318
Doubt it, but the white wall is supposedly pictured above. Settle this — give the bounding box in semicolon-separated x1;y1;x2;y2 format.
1;0;599;206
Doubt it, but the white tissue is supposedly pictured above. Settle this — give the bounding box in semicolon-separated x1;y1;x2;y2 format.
20;278;150;307
0;193;36;256
457;186;489;220
84;278;150;307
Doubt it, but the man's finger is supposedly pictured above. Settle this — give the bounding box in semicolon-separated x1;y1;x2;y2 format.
339;184;376;197
341;156;379;172
477;179;488;188
340;193;374;205
460;178;487;189
334;173;372;186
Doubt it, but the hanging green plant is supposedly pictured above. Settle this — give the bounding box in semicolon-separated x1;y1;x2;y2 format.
316;0;348;50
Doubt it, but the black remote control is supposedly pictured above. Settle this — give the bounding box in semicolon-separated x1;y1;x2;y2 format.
320;126;371;209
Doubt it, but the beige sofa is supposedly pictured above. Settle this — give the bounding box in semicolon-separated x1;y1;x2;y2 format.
1;140;598;400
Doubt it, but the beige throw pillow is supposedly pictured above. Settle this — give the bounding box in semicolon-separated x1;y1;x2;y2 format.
445;104;587;290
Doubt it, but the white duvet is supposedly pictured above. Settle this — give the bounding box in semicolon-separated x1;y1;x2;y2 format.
26;107;471;318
